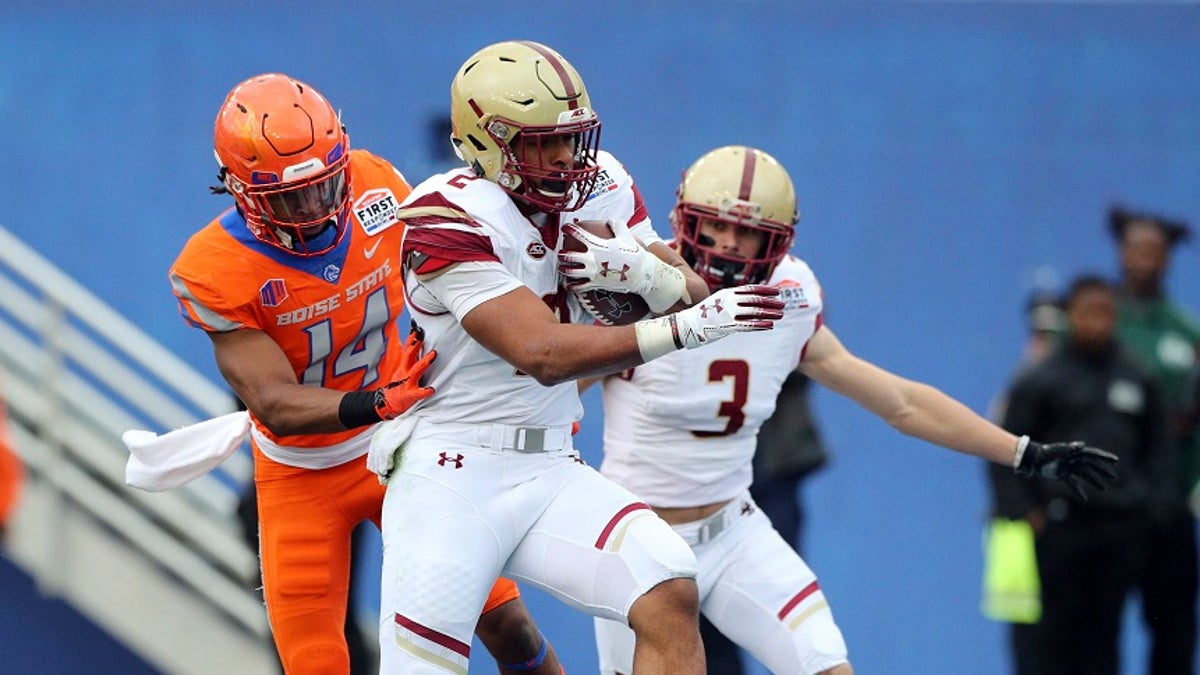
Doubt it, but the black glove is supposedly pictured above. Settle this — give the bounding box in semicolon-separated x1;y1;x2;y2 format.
1015;439;1119;501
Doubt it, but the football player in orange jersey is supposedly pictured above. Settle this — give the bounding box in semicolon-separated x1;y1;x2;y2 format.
169;73;562;675
0;378;22;542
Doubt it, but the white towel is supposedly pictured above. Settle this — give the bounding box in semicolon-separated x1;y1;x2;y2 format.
124;411;251;491
367;411;419;485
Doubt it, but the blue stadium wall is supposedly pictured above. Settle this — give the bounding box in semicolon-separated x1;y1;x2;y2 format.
2;2;1198;673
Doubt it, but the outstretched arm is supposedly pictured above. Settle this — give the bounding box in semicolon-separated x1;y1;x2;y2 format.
798;325;1019;464
798;324;1117;498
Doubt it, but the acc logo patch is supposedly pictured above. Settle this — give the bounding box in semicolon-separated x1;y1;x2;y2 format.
259;278;288;307
526;241;548;260
353;188;400;236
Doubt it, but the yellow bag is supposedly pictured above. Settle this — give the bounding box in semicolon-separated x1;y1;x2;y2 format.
981;518;1041;624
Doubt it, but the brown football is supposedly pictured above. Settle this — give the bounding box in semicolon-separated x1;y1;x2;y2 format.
561;220;652;326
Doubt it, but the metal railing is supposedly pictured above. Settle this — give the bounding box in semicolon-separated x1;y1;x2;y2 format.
0;224;268;641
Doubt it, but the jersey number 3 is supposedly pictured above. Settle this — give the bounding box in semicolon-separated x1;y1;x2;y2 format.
693;359;749;437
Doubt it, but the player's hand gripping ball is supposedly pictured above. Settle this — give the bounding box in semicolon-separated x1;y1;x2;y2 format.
559;220;652;326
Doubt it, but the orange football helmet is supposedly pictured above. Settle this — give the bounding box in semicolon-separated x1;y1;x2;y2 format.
214;73;351;255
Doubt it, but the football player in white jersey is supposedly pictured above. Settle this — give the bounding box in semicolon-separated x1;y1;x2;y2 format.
586;145;1121;675
372;42;785;675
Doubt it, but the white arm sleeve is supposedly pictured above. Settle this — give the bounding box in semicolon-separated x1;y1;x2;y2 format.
417;261;524;322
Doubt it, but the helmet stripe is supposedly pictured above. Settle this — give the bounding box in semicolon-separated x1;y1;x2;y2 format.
467;98;484;119
518;41;579;109
738;148;757;201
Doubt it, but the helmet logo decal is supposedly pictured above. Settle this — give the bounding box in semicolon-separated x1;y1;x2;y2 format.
281;157;326;182
557;108;595;124
719;196;764;223
259;278;289;307
249;170;280;185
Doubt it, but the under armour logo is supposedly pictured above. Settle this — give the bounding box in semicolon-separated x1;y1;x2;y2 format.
437;452;464;469
699;299;724;319
740;501;755;516
599;261;631;281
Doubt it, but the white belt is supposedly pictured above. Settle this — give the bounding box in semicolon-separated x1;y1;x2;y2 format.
675;497;752;545
477;423;571;453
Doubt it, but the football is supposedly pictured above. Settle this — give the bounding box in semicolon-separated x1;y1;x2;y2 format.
561;220;652;326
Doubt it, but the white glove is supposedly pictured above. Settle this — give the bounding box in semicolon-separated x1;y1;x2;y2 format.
367;409;420;485
559;218;688;313
633;284;785;361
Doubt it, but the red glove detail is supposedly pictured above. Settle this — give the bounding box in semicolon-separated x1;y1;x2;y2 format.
373;328;437;420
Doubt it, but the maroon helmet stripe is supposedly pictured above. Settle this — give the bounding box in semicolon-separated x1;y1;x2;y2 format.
738;148;757;201
594;502;652;549
394;612;471;658
468;98;484;119
519;41;579;110
777;580;821;620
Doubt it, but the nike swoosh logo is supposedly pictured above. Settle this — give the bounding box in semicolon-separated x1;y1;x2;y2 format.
363;240;382;259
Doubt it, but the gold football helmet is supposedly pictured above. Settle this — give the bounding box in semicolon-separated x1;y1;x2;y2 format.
670;145;798;288
449;40;601;212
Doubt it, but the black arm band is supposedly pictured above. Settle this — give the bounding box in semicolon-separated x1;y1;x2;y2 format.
338;389;381;429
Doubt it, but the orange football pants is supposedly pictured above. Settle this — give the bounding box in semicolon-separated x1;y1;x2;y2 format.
252;444;519;674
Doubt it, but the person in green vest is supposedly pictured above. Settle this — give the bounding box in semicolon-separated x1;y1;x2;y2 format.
1110;205;1199;675
985;290;1068;675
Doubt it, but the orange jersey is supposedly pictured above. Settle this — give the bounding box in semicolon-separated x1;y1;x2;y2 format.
0;393;21;526
170;149;411;454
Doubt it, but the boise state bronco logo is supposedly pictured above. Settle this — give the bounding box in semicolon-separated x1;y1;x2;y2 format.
353;188;400;235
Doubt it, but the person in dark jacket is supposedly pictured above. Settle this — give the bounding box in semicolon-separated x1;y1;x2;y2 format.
987;290;1067;675
995;274;1173;675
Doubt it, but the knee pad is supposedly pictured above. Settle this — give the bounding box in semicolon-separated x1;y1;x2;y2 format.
596;511;698;619
618;510;698;577
279;640;347;675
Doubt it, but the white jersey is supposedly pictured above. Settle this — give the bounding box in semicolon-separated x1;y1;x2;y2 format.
399;150;658;427
600;255;823;507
